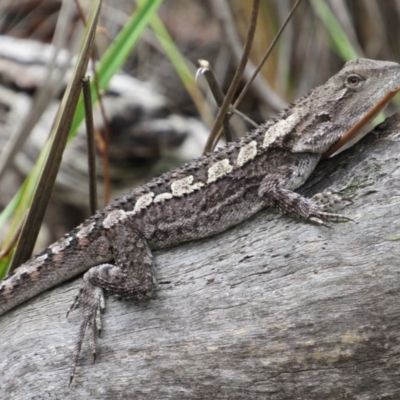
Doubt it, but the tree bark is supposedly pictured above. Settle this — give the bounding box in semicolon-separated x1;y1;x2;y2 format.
2;113;400;399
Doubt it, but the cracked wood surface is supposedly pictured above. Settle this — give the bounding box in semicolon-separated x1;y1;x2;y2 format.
1;112;400;399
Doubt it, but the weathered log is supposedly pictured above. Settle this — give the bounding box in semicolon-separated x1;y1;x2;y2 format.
1;112;400;399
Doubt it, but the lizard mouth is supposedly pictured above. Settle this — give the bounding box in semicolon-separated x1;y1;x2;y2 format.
323;85;400;158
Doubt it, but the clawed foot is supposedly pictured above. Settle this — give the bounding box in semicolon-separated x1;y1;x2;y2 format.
308;211;353;227
66;275;105;385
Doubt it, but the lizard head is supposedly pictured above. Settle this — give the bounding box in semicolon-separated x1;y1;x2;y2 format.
288;58;400;156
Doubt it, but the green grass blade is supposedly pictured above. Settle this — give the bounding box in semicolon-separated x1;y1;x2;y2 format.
309;0;359;60
69;0;163;137
143;5;212;126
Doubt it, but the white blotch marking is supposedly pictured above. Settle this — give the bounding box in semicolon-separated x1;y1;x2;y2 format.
171;176;204;197
103;209;127;229
76;222;96;239
31;254;48;268
154;192;173;203
207;159;233;183
236;140;257;167
262;112;302;148
133;192;154;212
49;235;74;254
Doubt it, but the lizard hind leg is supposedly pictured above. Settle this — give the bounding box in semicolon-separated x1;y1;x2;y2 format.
67;274;105;385
67;225;156;384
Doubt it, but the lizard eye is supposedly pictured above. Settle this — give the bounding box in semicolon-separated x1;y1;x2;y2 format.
345;74;364;89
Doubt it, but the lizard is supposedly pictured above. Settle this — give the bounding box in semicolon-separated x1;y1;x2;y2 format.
1;58;400;384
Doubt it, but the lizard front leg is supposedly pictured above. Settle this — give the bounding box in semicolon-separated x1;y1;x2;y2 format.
67;223;156;384
258;175;351;226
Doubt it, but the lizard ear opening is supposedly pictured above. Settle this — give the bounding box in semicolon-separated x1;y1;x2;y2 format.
344;74;365;89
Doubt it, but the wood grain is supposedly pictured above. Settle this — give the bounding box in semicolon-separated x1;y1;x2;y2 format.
1;113;400;399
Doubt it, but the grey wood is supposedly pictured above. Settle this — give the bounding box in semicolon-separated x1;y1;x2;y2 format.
1;113;400;399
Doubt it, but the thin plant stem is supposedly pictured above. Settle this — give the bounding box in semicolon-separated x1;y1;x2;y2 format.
203;0;260;154
82;76;98;214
